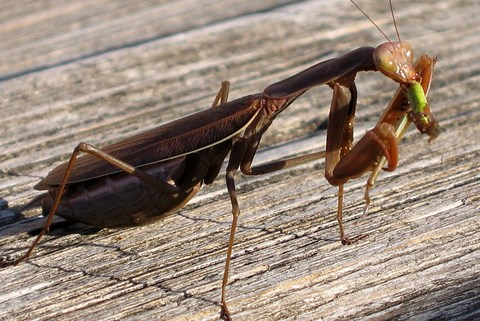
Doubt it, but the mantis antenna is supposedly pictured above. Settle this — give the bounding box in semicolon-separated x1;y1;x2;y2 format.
350;0;401;43
388;0;402;43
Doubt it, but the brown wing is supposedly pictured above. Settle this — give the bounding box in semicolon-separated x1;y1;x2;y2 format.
35;94;260;189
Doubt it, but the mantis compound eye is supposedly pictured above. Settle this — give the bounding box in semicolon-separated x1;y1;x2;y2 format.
374;41;416;83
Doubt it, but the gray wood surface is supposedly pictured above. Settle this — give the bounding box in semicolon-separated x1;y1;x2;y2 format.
0;0;479;320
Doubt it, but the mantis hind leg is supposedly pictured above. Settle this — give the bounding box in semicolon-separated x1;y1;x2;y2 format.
12;142;188;266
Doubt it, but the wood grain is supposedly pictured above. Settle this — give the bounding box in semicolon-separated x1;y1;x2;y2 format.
1;0;479;320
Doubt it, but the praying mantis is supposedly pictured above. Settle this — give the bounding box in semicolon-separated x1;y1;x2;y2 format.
4;1;439;319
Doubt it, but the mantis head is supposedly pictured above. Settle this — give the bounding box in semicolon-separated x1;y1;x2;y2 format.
373;41;417;84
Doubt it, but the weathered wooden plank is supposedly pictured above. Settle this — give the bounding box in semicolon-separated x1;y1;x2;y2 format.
1;0;479;320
